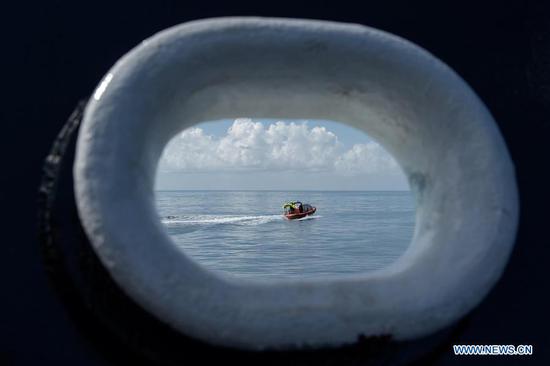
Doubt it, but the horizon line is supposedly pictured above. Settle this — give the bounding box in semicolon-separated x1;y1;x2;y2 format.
154;189;411;192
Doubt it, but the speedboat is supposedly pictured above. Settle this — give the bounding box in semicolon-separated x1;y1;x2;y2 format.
282;201;316;220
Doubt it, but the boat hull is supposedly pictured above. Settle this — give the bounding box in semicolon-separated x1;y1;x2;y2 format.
284;207;316;220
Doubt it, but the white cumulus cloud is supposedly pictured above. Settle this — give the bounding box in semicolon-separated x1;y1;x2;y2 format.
158;119;401;176
334;142;399;176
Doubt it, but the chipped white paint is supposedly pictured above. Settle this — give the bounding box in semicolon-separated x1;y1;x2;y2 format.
74;17;519;350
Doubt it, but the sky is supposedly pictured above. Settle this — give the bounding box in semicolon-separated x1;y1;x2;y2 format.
155;119;410;191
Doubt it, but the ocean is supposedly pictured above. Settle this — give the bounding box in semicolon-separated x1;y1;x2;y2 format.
156;191;415;280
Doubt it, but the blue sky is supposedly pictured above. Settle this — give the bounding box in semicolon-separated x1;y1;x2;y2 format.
155;119;409;191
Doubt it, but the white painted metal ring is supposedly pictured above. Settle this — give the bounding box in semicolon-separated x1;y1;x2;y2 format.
74;17;519;350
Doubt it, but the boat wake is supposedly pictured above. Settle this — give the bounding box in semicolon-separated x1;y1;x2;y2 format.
294;215;322;221
161;214;284;226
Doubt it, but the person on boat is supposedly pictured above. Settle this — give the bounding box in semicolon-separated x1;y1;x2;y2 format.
283;201;303;213
282;201;316;219
283;201;298;214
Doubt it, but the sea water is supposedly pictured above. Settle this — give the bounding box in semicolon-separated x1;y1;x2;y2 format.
156;191;415;280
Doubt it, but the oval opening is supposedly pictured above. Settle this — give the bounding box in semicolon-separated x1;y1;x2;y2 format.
75;18;518;349
155;118;415;280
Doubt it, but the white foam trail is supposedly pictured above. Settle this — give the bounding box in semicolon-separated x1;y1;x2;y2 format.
161;214;284;226
295;215;322;221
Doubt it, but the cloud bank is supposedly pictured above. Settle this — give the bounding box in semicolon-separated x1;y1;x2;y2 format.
159;119;401;177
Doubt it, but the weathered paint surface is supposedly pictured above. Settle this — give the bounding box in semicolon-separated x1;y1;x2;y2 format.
73;17;518;350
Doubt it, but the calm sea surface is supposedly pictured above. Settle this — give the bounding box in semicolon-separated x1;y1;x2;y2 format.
156;191;415;280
